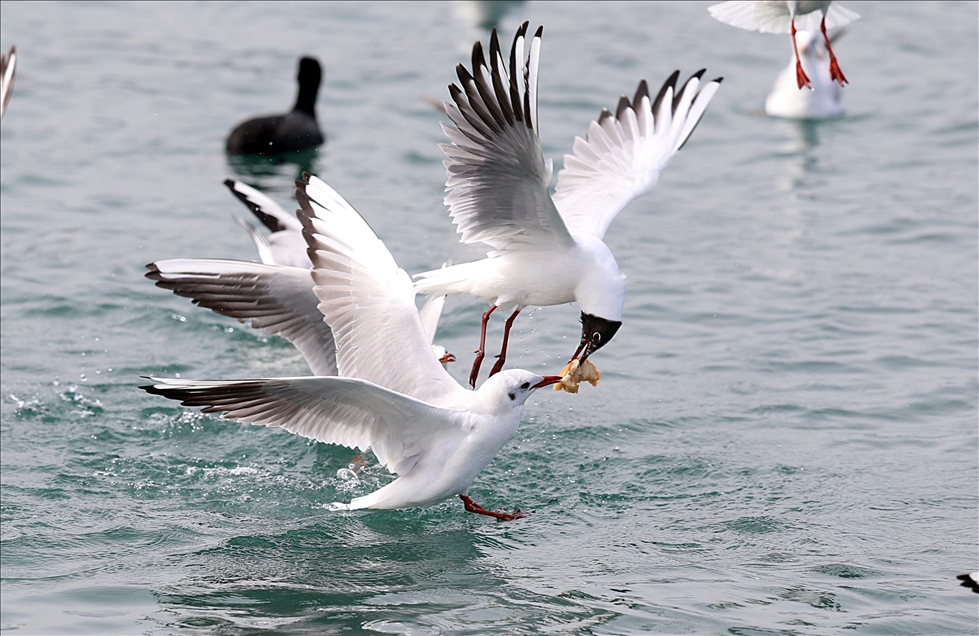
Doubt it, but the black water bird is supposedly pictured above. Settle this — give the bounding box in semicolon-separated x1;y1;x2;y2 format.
226;56;325;154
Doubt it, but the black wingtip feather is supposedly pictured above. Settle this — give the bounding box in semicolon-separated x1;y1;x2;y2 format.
471;40;486;76
223;178;287;233
534;25;543;38
632;79;649;107
615;95;631;120
598;108;613;124
652;70;680;117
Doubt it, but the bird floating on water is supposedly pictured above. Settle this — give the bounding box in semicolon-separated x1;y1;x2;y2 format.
226;56;325;154
708;1;859;89
143;175;559;519
412;23;721;388
765;29;845;119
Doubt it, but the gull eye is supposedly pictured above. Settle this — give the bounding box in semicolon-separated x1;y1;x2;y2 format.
592;332;601;343
520;382;530;390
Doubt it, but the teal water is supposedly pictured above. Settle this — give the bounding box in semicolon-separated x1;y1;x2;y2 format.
2;1;977;633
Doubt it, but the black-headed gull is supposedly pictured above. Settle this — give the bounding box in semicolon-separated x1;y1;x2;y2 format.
765;29;845;119
1;45;15;119
226;57;325;154
708;1;859;88
142;175;560;519
412;23;721;388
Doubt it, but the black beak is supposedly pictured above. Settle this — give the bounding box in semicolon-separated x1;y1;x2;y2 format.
571;312;622;362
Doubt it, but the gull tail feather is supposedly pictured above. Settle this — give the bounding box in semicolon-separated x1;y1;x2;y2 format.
413;261;487;298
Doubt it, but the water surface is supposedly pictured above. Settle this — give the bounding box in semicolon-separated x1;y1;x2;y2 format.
1;1;977;633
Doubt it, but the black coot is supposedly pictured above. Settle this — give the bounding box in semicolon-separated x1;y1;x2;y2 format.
226;56;324;154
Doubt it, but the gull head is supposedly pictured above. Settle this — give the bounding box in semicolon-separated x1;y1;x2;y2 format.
572;311;622;362
479;369;562;407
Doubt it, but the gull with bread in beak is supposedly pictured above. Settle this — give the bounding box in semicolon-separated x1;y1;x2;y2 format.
412;23;721;388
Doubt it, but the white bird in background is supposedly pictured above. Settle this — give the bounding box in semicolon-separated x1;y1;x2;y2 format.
413;23;721;388
142;174;561;520
1;45;16;119
708;1;859;89
765;29;845;119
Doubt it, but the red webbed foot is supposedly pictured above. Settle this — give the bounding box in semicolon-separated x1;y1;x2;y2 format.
795;60;812;90
460;494;530;521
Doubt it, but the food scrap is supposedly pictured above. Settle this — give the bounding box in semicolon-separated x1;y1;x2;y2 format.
553;358;600;393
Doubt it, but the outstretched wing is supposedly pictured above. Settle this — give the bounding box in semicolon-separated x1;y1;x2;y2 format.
1;45;15;119
553;71;721;240
225;179;311;268
296;175;466;404
708;1;859;34
224;179;303;233
440;22;574;253
147;259;338;376
141;376;459;475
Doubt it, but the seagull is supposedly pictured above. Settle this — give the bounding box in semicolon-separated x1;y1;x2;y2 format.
765;29;845;119
708;1;858;89
1;45;15;119
226;56;325;154
412;23;721;388
142;174;560;519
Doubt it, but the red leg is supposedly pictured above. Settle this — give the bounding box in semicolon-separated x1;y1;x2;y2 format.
469;304;497;388
791;19;811;89
489;308;521;377
460;494;527;521
820;16;848;85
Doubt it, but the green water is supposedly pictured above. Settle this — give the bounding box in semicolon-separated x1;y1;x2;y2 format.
2;1;977;633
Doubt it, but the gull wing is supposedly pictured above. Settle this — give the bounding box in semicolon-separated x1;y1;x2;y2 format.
225;179;312;269
708;1;859;34
1;45;15;119
224;179;303;233
296;175;466;404
553;71;721;240
141;376;459;475
146;259;338;376
440;23;574;253
233;215;276;265
417;295;446;346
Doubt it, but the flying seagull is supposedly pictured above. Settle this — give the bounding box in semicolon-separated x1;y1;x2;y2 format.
413;23;721;387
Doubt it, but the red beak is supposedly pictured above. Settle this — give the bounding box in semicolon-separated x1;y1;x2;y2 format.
532;375;563;389
439;351;456;364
